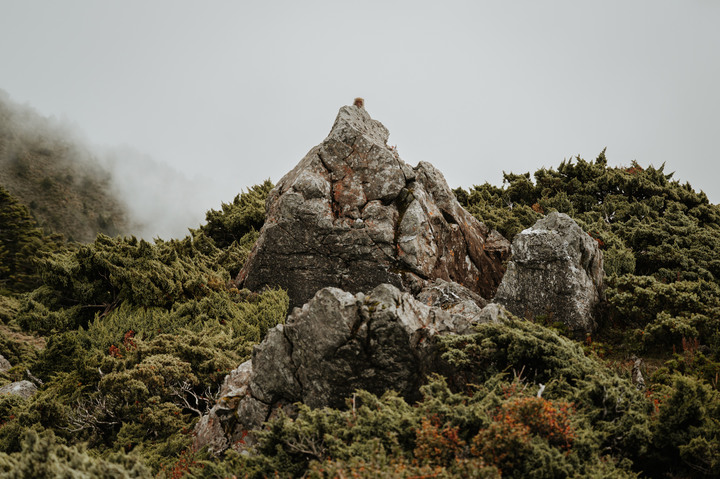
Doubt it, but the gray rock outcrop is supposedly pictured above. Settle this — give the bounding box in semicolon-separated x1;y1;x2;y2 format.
0;354;10;373
194;281;498;454
416;278;488;324
0;380;38;399
493;211;604;336
236;104;509;309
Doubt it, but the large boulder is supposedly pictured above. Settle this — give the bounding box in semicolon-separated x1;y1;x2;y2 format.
194;281;498;454
0;380;37;399
493;212;604;336
0;354;10;373
236;103;509;309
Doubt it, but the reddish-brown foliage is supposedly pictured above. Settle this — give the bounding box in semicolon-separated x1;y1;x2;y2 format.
158;448;203;479
108;344;122;358
414;415;466;467
471;396;575;471
123;329;137;350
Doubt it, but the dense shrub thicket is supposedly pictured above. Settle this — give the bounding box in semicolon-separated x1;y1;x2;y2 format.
2;156;720;477
0;186;62;295
0;184;289;476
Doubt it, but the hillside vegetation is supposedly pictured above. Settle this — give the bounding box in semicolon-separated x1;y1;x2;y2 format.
0;90;130;242
1;155;720;478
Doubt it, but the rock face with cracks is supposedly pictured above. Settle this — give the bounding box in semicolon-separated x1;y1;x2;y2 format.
235;104;509;310
193;281;502;454
493;211;604;336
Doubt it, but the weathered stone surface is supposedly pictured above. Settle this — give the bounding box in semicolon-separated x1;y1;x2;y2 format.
0;354;10;373
493;211;604;336
0;380;37;399
192;360;260;455
194;281;490;454
236;104;509;309
192;407;230;455
252;284;468;410
475;302;515;324
416;278;487;325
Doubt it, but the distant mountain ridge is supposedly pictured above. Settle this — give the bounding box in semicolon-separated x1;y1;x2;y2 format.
0;89;130;242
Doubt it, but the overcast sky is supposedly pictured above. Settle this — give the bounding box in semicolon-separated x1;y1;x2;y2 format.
1;1;719;237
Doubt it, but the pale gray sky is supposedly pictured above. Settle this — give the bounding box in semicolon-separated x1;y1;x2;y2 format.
1;1;719;237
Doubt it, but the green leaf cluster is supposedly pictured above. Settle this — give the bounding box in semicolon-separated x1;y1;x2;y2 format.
0;430;151;478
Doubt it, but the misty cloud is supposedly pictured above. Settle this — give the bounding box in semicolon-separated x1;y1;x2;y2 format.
98;145;228;240
1;89;232;241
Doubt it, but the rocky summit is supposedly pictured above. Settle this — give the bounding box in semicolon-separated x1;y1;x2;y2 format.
236;104;510;309
196;105;609;456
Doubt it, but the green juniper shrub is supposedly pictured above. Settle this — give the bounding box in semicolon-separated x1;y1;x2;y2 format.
0;430;151;478
0;332;39;382
306;453;501;479
0;386;73;454
0;295;20;324
654;338;720;392
30;330;92;380
209;229;259;278
200;180;273;249
0;186;63;295
606;275;720;328
17;232;236;332
606;274;720;355
252;389;419;477
641;374;720;477
440;318;654;464
235;374;640;479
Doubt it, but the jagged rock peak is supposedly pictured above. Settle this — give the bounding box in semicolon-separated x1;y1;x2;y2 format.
236;103;510;309
327;103;390;147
